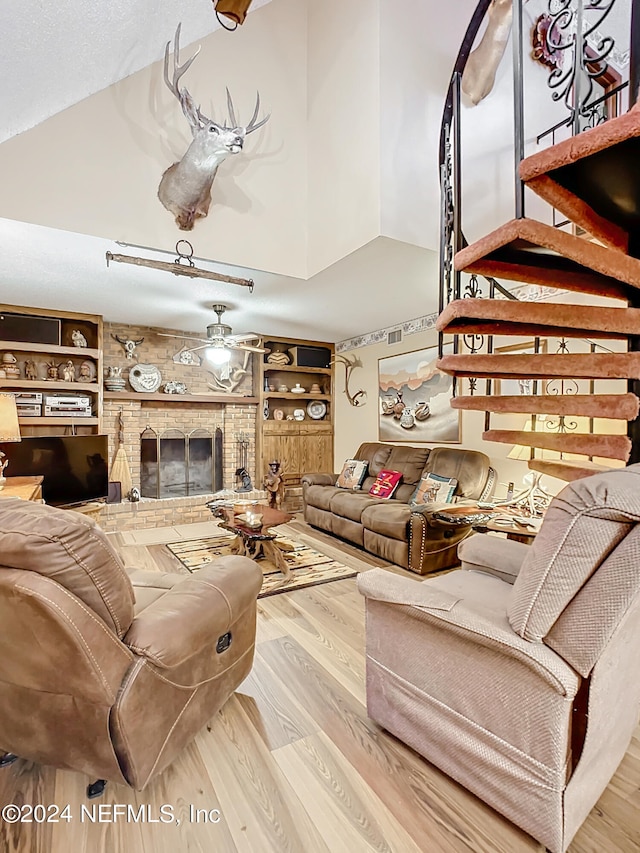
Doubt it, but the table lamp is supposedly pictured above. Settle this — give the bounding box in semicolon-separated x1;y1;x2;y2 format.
0;392;21;491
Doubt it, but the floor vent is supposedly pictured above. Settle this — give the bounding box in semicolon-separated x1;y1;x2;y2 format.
388;329;402;345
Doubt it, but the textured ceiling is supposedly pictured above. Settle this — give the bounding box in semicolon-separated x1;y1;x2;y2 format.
0;0;271;144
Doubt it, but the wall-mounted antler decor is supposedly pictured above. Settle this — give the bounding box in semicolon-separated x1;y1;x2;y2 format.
112;334;144;360
332;354;366;407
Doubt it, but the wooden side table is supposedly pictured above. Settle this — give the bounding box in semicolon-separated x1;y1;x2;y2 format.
0;476;44;502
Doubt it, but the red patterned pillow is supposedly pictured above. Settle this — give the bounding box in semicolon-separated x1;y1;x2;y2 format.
368;469;403;499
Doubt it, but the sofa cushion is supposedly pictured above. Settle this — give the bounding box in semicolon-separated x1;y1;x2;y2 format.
362;502;411;541
330;491;387;522
386;446;431;486
425;447;491;499
411;472;458;506
336;459;369;490
354;443;393;478
304;484;341;511
368;470;403;499
393;483;417;503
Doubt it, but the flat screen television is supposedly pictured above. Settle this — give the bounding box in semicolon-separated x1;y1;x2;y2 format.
0;434;109;507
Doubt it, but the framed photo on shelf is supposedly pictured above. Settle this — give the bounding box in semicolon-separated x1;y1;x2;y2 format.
378;343;460;443
494;340;548;396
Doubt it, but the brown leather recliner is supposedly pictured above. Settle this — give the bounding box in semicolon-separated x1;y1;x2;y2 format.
0;497;262;791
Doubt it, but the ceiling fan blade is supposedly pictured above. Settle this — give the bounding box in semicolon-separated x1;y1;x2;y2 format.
227;332;261;344
157;333;211;344
232;343;267;353
182;343;215;353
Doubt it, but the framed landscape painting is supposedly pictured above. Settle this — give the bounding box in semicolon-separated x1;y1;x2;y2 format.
378;343;460;443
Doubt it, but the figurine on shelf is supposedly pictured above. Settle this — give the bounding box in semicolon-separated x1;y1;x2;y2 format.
104;365;126;392
72;330;88;348
78;361;93;381
1;353;20;379
46;361;59;380
264;460;285;510
24;359;38;381
61;360;76;382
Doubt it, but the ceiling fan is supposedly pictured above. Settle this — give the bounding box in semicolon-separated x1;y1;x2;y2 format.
159;304;266;364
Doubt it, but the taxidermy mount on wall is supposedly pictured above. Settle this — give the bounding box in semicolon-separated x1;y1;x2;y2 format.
158;23;270;231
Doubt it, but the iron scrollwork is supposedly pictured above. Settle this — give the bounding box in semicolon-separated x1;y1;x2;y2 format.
440;121;455;304
543;0;618;122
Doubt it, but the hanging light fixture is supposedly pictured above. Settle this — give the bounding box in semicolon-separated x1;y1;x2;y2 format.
206;341;232;365
214;0;254;30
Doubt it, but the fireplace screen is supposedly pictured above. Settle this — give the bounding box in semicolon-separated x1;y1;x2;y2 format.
140;426;222;498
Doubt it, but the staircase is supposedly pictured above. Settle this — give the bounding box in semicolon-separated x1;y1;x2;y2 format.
437;1;640;484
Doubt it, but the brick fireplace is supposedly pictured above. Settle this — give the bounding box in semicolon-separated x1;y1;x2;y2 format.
98;321;262;532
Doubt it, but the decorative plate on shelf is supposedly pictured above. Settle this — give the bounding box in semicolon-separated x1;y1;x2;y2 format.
129;363;162;392
293;408;305;421
307;400;327;420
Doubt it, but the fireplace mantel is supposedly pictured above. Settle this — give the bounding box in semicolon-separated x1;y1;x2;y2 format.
104;391;259;405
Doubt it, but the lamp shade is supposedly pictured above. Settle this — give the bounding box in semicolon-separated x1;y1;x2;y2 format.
0;393;21;442
215;0;254;25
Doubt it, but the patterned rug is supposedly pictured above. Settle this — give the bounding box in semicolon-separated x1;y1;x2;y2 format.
165;534;357;597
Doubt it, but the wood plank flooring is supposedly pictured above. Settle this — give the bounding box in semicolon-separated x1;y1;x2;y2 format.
1;520;640;851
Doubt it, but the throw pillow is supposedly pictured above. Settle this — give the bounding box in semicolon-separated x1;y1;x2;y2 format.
411;472;458;505
336;459;369;490
368;469;403;499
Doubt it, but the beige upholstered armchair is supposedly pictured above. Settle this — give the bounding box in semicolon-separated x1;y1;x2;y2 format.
358;465;640;852
0;498;262;795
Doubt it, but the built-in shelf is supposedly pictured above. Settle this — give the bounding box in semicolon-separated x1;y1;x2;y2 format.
0;340;100;358
103;391;259;404
18;416;99;426
0;380;99;392
263;392;331;401
263;364;331;374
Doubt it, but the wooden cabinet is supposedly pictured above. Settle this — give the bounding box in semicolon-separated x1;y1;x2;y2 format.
257;337;334;486
0;305;103;435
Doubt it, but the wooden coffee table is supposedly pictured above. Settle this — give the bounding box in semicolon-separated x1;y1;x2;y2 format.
212;504;294;577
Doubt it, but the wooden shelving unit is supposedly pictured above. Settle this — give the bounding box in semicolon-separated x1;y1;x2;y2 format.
257;337;334;485
0;304;103;435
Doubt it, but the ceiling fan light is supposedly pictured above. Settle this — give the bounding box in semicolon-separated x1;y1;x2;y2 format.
207;346;231;365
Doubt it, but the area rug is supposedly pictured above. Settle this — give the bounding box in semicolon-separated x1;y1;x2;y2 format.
165;534;357;598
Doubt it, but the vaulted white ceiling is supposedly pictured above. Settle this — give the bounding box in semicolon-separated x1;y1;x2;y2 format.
0;0;475;342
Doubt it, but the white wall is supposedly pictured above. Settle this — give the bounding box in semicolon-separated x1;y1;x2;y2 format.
306;0;382;275
379;0;478;250
0;0;309;278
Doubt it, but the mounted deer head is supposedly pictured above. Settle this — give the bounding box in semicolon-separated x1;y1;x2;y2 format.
158;24;270;231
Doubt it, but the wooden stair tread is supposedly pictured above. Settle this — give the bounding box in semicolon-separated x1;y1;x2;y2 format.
437;298;640;339
454;218;640;300
450;394;639;421
528;459;617;482
520;106;640;249
438;352;640;380
484;429;631;461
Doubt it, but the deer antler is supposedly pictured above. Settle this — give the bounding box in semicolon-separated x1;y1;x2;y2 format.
163;23;210;129
331;354;366;407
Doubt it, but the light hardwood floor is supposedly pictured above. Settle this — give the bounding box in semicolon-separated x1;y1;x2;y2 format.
2;520;640;852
